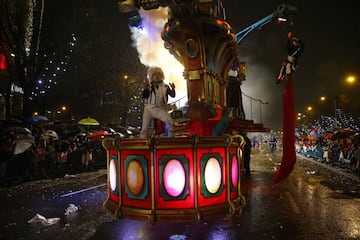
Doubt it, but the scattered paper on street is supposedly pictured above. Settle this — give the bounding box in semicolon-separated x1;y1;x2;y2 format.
64;204;79;215
28;213;60;226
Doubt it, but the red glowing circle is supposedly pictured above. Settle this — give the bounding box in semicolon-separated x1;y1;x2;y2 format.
163;159;186;197
231;156;238;188
126;160;144;196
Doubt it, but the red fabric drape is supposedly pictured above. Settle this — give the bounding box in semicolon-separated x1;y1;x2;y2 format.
274;75;296;183
190;120;210;136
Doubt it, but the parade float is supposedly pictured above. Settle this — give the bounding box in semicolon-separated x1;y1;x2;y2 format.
103;0;299;223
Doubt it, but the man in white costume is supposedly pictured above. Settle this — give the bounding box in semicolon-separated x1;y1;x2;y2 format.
140;67;176;138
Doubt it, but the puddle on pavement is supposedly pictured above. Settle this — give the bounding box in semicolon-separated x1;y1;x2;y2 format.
327;190;360;199
320;180;360;199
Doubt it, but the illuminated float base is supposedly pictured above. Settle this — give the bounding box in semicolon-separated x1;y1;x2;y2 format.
102;135;246;223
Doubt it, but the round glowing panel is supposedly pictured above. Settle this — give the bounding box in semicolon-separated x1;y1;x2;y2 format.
163;159;186;197
109;159;117;192
126;160;144;196
204;157;222;194
231;156;238;188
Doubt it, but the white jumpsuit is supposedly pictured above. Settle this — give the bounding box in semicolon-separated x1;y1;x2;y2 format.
140;83;175;138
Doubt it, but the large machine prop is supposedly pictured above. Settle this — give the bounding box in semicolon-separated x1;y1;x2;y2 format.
103;0;300;223
103;134;245;222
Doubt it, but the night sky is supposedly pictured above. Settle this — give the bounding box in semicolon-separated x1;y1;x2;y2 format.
222;0;360;130
40;1;359;131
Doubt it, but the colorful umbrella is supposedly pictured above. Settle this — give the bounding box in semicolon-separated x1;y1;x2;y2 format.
323;132;334;140
25;115;49;123
334;128;357;136
309;128;321;139
89;130;109;138
307;135;318;141
78;117;100;126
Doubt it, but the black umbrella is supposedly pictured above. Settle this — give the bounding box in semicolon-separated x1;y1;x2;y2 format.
1;126;31;135
0;117;23;128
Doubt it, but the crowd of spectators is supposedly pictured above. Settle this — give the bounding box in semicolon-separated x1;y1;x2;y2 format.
2;117;359;187
295;135;360;174
0;120;114;187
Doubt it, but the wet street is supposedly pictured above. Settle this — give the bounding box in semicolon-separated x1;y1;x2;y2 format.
1;146;360;240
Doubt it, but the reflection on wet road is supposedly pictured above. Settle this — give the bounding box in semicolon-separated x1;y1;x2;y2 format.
1;147;359;240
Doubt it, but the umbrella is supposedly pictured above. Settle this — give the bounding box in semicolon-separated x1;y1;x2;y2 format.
2;126;31;135
307;135;319;141
4;117;24;126
323;132;334;140
43;130;59;140
78;117;100;126
334;128;357;136
25;115;49;123
331;128;358;139
61;125;81;138
89;130;109;138
305;128;320;141
13;135;35;155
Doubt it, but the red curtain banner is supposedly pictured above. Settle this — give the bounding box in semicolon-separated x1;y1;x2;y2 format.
274;75;296;183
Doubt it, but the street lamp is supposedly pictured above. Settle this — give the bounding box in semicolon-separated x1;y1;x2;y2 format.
297;112;302;120
305;106;316;124
346;75;357;85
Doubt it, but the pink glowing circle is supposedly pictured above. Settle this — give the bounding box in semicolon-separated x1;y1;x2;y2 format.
204;157;222;194
231;156;238;188
109;159;117;192
163;159;186;197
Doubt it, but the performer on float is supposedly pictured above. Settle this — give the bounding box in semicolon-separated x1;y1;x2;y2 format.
140;66;176;138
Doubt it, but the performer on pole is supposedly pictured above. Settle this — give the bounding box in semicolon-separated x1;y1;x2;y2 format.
274;32;304;183
277;32;304;84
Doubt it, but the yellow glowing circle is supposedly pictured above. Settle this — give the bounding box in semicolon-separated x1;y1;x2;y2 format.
109;159;117;192
126;160;144;196
204;157;222;194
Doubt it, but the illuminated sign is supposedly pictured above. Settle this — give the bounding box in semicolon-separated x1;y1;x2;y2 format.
11;83;24;94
